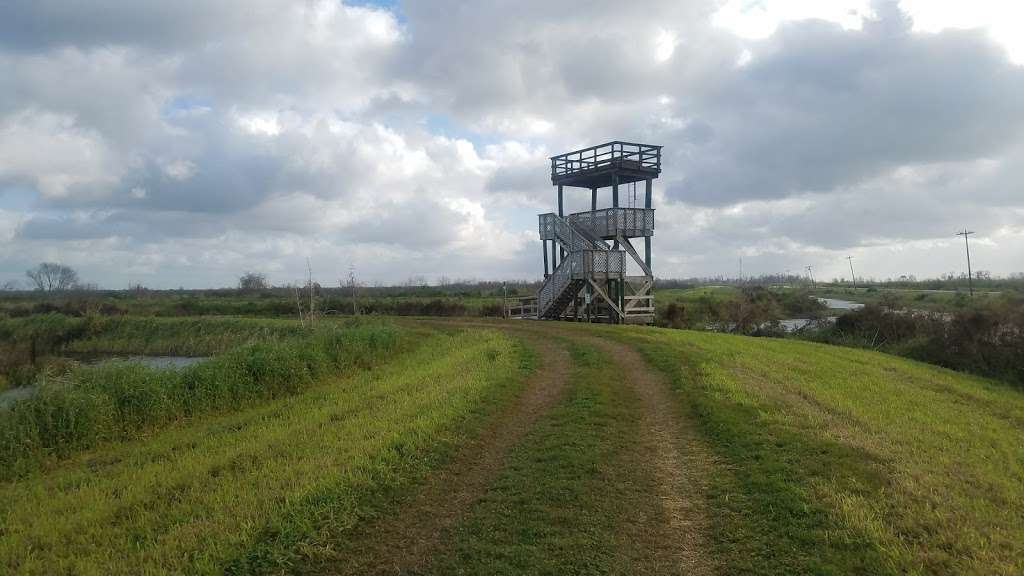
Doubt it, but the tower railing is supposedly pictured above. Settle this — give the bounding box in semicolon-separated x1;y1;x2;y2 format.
568;207;654;239
551;141;661;180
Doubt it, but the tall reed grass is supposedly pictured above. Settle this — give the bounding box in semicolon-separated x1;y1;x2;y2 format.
0;319;400;480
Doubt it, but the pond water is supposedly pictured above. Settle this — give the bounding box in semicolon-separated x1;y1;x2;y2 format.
817;298;864;310
86;355;209;369
0;385;36;407
776;298;862;332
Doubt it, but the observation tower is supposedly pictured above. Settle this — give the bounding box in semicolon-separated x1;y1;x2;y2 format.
534;141;660;323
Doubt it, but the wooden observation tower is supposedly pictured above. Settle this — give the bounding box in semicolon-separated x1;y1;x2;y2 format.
534;141;660;323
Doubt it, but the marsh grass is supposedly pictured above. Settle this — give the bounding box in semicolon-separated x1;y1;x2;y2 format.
0;319;401;480
0;314;307;390
0;328;528;575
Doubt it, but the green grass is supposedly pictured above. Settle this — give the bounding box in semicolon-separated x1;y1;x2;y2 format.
813;286;1004;312
0;291;509;319
607;325;1024;575
61;315;305;356
0;319;402;480
0;328;530;575
427;341;663;575
655;285;738;304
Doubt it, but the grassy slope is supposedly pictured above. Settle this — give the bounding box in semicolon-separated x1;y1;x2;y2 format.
609;326;1024;575
0;328;531;575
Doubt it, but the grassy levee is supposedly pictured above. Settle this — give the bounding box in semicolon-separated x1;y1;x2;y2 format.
427;340;664;575
0;319;401;480
0;328;531;575
606;326;1024;575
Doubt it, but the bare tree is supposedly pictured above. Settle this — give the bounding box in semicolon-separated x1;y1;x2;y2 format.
26;262;79;292
1;280;19;291
238;271;269;292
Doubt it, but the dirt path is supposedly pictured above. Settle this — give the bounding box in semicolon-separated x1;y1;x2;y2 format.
420;320;714;574
579;334;714;576
330;328;571;575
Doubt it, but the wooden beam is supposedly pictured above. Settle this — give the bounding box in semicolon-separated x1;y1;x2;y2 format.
617;235;652;277
543;239;549;277
587;278;624;318
624;279;652;311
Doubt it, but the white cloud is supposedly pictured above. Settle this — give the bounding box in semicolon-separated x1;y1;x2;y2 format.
712;0;874;39
0;0;1022;287
900;0;1024;63
0;109;127;198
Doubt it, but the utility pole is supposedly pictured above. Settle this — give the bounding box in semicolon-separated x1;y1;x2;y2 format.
738;256;743;283
806;265;815;289
846;256;857;291
956;229;975;296
348;264;359;316
502;282;508;319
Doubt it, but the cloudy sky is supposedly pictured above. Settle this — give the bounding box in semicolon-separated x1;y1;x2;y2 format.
1;0;1022;288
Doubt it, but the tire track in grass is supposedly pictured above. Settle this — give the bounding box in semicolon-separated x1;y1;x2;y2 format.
416;319;715;575
580;334;714;576
401;321;710;575
470;321;715;574
423;338;644;574
325;329;571;575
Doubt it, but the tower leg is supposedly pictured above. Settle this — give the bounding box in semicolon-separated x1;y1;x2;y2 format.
543;239;549;277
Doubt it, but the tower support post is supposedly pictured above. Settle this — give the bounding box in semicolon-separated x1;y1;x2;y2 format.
645;178;653;270
543;239;549;277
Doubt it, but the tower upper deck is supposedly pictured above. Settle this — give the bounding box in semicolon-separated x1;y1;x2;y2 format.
550;141;661;189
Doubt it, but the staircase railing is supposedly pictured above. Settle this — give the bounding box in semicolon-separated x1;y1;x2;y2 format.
537;250;625;317
537;254;576;316
538;213;608;252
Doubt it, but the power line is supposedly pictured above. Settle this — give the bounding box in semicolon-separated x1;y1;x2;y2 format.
956;229;975;296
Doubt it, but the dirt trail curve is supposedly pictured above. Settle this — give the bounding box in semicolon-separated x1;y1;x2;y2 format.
331;326;571;576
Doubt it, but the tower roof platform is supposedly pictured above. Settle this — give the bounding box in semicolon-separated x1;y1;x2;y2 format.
550;141;661;189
